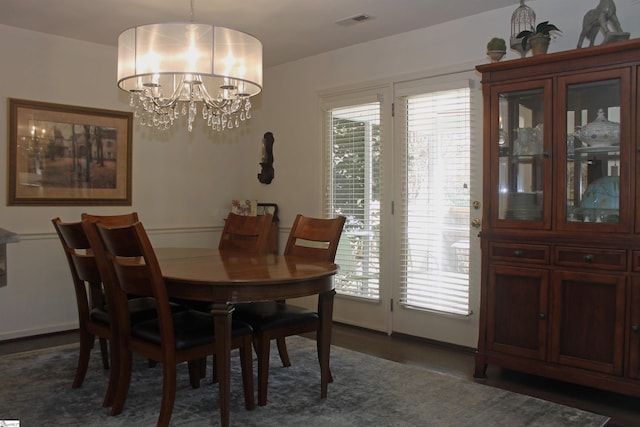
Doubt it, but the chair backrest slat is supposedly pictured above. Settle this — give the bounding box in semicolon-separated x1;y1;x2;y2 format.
72;255;102;283
81;212;139;226
52;218;99;321
219;212;274;254
284;215;346;262
52;219;99;282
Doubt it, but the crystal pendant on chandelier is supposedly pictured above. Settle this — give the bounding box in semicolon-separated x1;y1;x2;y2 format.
117;21;262;132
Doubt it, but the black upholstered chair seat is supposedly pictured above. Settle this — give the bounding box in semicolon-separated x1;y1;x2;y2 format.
89;297;184;325
234;302;319;332
132;310;253;351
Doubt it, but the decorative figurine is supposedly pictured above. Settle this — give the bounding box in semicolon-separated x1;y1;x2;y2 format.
577;0;629;48
257;131;275;184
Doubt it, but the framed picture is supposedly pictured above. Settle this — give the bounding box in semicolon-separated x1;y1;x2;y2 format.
8;98;133;206
230;199;258;216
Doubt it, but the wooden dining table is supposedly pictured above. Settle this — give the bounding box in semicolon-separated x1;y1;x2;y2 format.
155;247;339;427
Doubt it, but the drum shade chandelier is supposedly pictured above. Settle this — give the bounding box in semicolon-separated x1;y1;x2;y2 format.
117;1;262;132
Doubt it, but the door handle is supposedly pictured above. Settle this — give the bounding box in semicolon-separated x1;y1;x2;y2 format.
471;218;481;229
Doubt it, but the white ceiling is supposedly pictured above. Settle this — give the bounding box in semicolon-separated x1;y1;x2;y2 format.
0;0;517;67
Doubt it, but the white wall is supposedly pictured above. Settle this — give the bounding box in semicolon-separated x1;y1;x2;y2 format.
2;0;640;339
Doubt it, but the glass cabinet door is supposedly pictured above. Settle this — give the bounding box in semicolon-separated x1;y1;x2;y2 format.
491;82;551;228
559;70;630;231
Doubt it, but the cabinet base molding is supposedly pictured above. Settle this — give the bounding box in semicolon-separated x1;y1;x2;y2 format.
475;351;640;398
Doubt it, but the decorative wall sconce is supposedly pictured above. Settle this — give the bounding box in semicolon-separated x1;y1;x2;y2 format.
258;132;274;184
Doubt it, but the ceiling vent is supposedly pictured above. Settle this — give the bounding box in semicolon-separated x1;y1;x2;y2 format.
335;14;372;26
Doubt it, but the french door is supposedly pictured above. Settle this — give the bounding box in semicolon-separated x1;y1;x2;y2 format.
322;73;482;347
391;75;482;347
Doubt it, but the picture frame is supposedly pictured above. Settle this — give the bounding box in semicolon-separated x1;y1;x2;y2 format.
8;98;133;206
230;199;258;216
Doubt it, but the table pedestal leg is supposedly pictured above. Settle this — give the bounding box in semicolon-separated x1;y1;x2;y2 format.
318;289;335;398
211;302;233;427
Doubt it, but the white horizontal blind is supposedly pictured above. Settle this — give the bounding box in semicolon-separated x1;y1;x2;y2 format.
323;100;381;300
397;84;471;315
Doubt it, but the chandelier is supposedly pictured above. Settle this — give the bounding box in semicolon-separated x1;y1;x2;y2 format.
116;2;262;132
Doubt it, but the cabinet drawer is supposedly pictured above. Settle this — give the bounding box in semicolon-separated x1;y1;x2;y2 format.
488;243;550;265
554;246;626;271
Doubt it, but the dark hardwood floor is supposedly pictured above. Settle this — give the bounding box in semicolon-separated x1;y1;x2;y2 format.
327;324;640;427
2;323;639;426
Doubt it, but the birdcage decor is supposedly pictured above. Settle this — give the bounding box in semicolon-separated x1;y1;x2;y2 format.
511;0;536;57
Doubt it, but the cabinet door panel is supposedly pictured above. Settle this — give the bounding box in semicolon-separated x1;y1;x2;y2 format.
488;80;552;230
550;271;625;375
557;69;631;233
629;278;640;379
487;265;548;360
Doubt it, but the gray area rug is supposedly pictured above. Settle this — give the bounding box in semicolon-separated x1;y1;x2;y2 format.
0;336;609;426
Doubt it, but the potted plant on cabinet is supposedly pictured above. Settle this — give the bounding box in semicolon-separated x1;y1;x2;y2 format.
517;21;561;55
486;37;507;62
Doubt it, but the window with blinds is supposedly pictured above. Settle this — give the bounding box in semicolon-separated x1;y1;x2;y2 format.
324;101;381;300
397;85;471;315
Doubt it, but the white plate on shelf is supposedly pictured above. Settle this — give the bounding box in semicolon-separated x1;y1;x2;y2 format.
574;145;620;154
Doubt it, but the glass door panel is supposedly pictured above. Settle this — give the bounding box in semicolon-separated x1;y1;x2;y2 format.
565;79;620;224
496;88;546;224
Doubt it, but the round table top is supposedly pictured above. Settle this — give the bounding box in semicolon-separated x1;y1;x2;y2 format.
156;247;339;302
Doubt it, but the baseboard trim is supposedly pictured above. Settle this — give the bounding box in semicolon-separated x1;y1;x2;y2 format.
0;322;77;341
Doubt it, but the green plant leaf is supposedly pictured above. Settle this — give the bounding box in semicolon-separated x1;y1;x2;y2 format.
535;21;550;33
487;37;506;51
534;21;561;35
516;30;533;39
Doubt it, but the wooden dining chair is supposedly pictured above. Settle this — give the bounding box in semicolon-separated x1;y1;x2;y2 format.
218;212;274;254
89;220;255;425
218;211;291;371
176;212;274;320
51;217;160;407
233;214;346;406
51;213;139;376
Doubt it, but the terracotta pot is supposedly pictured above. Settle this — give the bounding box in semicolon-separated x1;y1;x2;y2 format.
529;35;550;55
487;50;506;62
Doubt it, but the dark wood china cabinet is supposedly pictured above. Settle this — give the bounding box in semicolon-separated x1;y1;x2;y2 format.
475;39;640;397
